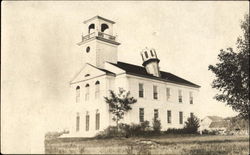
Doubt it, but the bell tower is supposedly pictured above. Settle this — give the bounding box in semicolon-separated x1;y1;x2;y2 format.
77;16;120;68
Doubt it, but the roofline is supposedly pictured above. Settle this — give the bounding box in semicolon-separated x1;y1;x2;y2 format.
142;58;160;66
126;72;200;88
83;16;115;24
107;62;201;88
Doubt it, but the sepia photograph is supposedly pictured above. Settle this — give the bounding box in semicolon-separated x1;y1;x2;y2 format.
1;1;249;154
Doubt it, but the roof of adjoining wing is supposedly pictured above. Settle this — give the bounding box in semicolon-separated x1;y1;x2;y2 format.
207;116;224;121
108;61;200;88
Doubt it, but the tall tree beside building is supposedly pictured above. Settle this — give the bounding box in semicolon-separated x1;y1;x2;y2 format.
208;14;249;119
104;88;137;130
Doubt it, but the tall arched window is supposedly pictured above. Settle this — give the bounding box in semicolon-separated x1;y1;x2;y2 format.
101;23;109;33
88;24;95;34
76;113;80;132
95;81;100;99
76;86;80;103
96;110;100;130
85;84;90;101
86;111;90;131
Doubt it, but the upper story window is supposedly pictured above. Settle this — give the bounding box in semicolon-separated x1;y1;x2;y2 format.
139;83;144;98
166;87;170;101
85;84;90;101
178;90;182;103
95;81;100;99
153;85;158;100
189;92;193;104
154;109;159;119
76;86;80;103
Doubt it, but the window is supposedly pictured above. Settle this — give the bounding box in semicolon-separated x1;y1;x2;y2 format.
139;108;144;122
154;109;159;119
96;111;100;130
154;50;158;58
179;111;183;124
190;112;194;118
139;83;144;98
86;113;90;131
166;88;170;100
95;81;100;99
178;90;182;103
76;86;80;103
167;110;171;123
150;50;154;57
88;23;95;34
141;54;145;61
189;92;193;104
86;46;90;53
101;23;109;33
76;113;80;132
153;85;158;100
85;84;90;101
144;51;148;58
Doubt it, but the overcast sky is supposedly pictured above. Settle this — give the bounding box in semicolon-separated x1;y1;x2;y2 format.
1;1;249;153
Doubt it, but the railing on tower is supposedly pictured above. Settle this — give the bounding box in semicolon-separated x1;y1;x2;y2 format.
81;32;116;43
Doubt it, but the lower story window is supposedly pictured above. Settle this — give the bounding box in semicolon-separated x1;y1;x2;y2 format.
96;113;100;130
86;115;90;131
167;110;171;123
139;108;144;122
154;109;159;119
76;115;80;132
179;111;183;124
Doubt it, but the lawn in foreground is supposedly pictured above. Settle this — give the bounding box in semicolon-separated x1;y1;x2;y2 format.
45;135;249;154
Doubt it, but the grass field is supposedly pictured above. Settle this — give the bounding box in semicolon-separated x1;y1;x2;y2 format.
45;135;249;154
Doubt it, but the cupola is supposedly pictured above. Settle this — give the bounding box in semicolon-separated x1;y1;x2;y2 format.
141;47;161;77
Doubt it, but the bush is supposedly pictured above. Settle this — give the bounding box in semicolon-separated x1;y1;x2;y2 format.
152;118;161;134
96;121;152;138
201;129;219;135
140;120;150;131
164;128;187;134
184;115;200;134
95;126;122;138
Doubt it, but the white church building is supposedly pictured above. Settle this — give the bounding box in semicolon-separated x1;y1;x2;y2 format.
68;16;200;137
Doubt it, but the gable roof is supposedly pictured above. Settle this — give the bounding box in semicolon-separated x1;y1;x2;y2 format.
108;61;200;88
207;116;224;121
70;63;115;84
209;120;230;128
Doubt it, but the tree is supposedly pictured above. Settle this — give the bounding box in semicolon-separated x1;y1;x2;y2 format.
152;117;161;134
184;115;200;134
208;14;249;119
104;88;137;131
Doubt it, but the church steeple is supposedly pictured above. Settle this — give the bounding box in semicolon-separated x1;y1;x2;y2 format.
77;16;120;68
